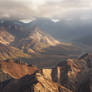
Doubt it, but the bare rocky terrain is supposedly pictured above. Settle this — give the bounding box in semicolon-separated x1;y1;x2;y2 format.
0;53;91;92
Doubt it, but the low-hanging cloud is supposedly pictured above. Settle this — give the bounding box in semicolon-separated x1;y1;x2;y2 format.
0;0;92;20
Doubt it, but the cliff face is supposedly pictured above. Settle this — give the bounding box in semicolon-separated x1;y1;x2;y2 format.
0;53;92;92
34;72;71;92
36;53;92;92
89;70;92;92
0;60;39;79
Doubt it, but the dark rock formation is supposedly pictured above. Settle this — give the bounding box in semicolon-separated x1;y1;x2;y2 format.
0;53;92;92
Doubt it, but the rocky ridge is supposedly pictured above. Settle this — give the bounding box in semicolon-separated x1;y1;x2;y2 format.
0;53;91;92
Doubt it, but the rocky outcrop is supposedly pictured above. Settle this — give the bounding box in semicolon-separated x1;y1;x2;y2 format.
0;60;39;79
37;53;92;92
34;72;71;92
0;53;92;92
89;70;92;92
0;73;71;92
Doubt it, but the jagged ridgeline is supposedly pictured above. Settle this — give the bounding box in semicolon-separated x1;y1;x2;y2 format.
0;53;92;92
0;20;80;54
0;20;60;53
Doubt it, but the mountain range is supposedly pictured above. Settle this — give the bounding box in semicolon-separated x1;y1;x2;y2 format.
0;20;60;53
0;19;82;67
0;19;91;92
29;18;92;43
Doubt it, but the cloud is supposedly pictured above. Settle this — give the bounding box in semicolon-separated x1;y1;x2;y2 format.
0;0;92;20
35;0;92;20
0;0;35;19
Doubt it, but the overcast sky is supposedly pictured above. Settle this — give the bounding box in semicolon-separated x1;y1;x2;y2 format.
0;0;92;20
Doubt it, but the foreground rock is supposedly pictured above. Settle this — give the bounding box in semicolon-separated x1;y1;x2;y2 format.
0;60;38;79
0;53;92;92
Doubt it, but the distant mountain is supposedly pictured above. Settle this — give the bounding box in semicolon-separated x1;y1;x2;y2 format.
29;18;92;41
0;20;61;53
1;18;92;43
13;26;60;53
0;20;28;39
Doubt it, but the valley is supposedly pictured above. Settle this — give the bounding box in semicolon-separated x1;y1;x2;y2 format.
0;20;83;68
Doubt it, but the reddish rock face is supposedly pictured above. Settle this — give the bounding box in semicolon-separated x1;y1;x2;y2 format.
0;53;92;92
0;60;39;79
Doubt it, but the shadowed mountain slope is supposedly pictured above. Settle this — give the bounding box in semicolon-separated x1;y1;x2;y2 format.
0;43;30;60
